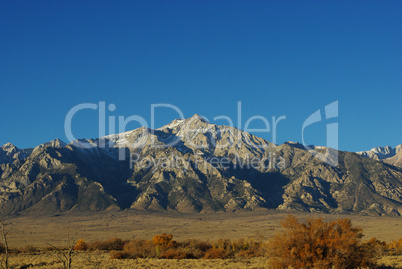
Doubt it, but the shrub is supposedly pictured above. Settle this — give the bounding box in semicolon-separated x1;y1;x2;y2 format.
166;239;178;249
231;238;266;257
73;239;88;251
88;238;128;251
235;249;256;258
152;233;173;247
186;240;211;252
388;238;402;255
201;238;236;259
211;238;231;250
110;250;129;259
123;239;156;258
159;248;188;259
19;245;37;253
43;246;54;251
267;214;376;269
364;237;387;256
203;248;232;259
152;233;179;257
179;239;212;259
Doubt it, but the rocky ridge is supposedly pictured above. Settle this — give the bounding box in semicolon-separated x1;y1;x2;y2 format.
0;115;401;216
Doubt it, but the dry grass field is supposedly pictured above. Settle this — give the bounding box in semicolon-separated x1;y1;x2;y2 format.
4;209;402;247
1;209;402;268
2;252;402;268
2;252;268;268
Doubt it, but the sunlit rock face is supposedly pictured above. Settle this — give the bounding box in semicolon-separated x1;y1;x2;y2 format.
1;115;401;216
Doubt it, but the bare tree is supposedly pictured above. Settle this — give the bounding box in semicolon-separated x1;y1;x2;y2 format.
47;233;76;269
0;219;11;269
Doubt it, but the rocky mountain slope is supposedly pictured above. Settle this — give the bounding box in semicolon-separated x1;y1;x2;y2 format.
1;115;401;216
384;150;402;168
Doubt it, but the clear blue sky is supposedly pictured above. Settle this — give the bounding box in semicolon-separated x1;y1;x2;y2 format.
0;1;401;152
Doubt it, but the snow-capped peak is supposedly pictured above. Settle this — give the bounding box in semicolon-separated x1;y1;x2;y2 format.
157;118;185;130
356;144;402;160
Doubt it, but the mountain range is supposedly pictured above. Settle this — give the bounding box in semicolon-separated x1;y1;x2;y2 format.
1;114;401;216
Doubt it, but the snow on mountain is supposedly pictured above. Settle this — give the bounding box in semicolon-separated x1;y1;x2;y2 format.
357;144;402;160
1;114;402;216
90;114;273;157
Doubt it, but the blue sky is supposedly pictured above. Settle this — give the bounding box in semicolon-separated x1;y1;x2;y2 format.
0;1;401;152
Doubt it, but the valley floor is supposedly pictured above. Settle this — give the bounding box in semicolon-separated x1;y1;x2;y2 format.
4;210;402;247
1;210;402;268
3;253;402;269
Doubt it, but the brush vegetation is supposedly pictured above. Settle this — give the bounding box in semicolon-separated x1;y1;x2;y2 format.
1;215;402;268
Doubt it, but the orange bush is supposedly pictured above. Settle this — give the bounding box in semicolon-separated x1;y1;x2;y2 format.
364;237;387;256
182;239;211;252
159;248;188;259
267;214;376;269
388;238;402;255
123;239;157;258
211;238;231;250
73;239;88;251
179;239;212;258
152;233;173;246
231;238;265;257
203;248;232;259
110;250;129;259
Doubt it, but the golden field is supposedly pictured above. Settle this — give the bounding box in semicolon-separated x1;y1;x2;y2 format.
2;252;267;269
5;210;402;247
2;252;402;268
1;210;402;268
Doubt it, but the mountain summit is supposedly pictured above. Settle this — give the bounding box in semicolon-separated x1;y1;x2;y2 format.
0;116;401;216
357;144;402;168
357;145;402;160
